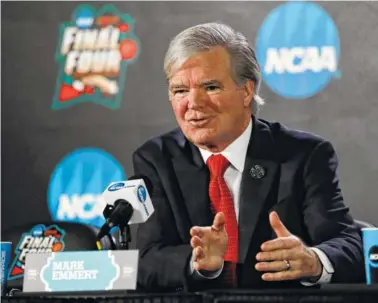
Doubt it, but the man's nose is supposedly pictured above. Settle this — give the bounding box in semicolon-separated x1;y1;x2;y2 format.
187;89;206;109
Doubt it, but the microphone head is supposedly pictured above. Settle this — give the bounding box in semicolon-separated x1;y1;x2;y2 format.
128;175;153;194
108;199;134;228
103;204;115;219
102;177;155;225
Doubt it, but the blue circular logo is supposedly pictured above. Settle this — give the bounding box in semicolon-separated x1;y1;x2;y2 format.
31;225;44;237
369;246;378;266
137;185;147;203
108;182;125;192
73;5;94;29
256;2;340;99
48;148;126;228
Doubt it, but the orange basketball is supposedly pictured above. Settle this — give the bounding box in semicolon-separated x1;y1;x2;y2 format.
52;242;63;252
119;39;138;60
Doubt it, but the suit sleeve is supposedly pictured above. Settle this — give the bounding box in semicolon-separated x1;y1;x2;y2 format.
132;149;193;292
302;140;365;283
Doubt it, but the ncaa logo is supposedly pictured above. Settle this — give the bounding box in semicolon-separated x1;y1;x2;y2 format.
48;148;126;228
137;185;149;216
137;185;147;203
369;246;378;265
108;182;125;191
256;2;340;99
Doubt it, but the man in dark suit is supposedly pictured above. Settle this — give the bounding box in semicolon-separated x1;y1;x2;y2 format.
132;23;365;292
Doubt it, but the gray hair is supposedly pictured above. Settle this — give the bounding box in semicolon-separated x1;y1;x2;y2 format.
164;22;264;115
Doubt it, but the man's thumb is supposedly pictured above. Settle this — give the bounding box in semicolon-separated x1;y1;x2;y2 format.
212;212;225;232
270;211;291;237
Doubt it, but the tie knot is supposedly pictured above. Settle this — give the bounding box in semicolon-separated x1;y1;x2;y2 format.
206;154;230;177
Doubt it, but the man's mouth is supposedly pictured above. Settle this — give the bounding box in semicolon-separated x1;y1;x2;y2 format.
188;117;212;127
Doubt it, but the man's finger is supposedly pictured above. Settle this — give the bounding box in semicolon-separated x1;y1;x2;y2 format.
212;212;225;231
190;227;204;238
262;270;302;281
256;248;298;261
269;211;291;238
255;260;298;272
261;237;299;251
190;236;203;248
193;247;205;262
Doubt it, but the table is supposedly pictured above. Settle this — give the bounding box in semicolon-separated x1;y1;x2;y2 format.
206;285;378;303
2;285;378;303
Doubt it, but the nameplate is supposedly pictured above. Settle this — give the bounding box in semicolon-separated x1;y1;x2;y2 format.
23;250;138;293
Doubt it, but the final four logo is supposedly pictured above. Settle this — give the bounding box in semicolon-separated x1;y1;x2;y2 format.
52;4;141;110
8;224;66;280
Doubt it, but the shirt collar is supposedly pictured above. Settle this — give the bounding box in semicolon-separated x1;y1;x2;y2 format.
199;119;252;172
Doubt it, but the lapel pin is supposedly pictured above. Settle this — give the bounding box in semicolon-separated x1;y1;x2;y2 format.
250;164;265;179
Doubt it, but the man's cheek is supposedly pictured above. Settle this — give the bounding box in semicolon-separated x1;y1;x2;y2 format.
174;104;188;119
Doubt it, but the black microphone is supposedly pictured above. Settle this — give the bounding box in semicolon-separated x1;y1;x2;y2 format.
96;199;134;240
97;175;154;241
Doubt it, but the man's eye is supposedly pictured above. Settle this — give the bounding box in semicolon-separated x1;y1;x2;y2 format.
173;89;188;95
206;85;220;91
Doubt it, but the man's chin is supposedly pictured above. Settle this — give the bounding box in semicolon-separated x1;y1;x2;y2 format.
185;129;217;148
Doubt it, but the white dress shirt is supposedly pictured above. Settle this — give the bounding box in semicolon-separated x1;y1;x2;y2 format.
190;118;334;284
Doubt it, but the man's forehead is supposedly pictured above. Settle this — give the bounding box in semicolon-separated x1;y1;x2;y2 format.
169;47;231;81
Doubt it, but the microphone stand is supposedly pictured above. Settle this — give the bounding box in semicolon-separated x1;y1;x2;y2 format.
106;233;117;250
118;224;131;250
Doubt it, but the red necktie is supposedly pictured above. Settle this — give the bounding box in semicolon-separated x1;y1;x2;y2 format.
207;154;238;287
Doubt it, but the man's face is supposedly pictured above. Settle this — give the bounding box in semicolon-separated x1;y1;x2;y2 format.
169;46;254;151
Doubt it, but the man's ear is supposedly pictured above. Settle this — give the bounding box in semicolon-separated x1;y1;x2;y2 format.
243;80;255;108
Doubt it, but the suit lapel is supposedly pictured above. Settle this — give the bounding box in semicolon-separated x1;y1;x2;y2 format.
239;118;279;263
172;136;213;228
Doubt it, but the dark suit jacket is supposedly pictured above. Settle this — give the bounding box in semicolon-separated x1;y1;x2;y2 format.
132;117;365;292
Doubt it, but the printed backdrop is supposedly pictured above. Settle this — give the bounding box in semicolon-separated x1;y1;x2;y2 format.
2;1;378;246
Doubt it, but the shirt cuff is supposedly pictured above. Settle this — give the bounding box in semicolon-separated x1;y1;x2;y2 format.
301;247;335;286
189;257;224;279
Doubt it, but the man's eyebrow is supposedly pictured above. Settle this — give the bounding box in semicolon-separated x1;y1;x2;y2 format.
202;79;222;86
169;83;188;90
169;79;222;90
